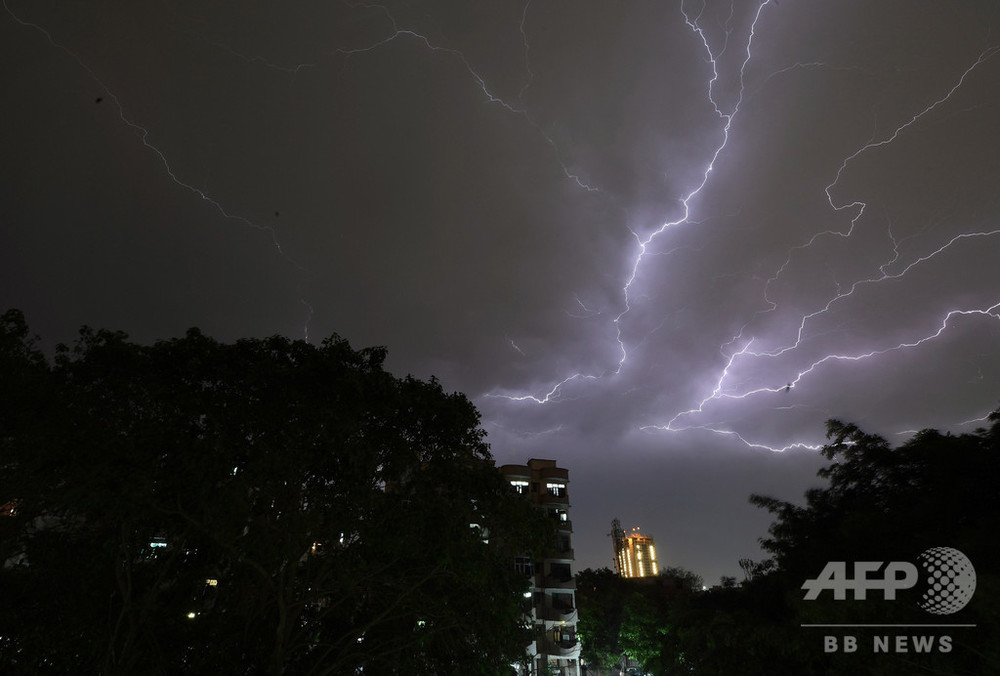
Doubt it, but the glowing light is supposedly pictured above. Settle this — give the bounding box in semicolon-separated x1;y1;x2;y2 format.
487;0;999;453
638;44;1000;452
487;0;774;405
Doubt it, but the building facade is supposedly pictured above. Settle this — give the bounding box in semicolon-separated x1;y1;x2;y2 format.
611;519;659;579
500;459;581;676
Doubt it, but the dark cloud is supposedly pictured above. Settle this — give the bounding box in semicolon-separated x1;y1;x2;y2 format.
3;0;998;583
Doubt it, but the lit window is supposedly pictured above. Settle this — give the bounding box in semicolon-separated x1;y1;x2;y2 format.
510;480;529;494
545;483;565;497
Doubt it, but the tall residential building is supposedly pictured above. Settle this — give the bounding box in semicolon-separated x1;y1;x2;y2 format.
500;459;580;676
611;518;659;578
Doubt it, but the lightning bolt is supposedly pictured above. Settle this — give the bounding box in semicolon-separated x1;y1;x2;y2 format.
12;0;995;447
194;33;320;80
566;295;602;319
656;301;1000;435
337;0;600;192
2;1;301;263
646;41;1000;451
3;0;319;340
489;2;998;452
517;0;536;103
489;0;775;404
336;2;522;114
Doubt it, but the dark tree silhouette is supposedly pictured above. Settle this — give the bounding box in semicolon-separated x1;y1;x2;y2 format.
576;412;1000;675
0;309;550;674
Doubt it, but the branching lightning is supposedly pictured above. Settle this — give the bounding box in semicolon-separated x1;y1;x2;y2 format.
490;0;1000;451
338;0;600;191
195;33;320;79
9;0;997;450
3;2;300;262
336;3;521;114
645;40;1000;451
3;0;318;339
489;0;775;405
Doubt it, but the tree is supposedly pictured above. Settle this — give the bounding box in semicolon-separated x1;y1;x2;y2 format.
576;566;699;675
618;591;668;673
751;417;1000;586
653;414;1000;675
575;567;626;670
747;416;1000;673
576;413;1000;675
0;310;551;674
660;565;702;592
717;576;737;589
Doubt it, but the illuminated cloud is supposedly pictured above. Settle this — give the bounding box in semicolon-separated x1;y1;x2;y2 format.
3;0;997;582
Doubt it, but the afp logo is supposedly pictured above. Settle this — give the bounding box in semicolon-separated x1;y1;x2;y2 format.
802;547;976;614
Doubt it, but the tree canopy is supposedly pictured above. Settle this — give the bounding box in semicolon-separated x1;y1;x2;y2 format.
576;412;1000;675
576;567;698;672
0;309;551;674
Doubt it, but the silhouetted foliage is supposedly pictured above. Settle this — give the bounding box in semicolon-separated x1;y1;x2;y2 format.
0;310;550;674
660;565;702;592
575;567;697;673
576;567;627;669
577;413;1000;675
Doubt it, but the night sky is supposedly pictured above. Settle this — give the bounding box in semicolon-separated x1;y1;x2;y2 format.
3;0;999;584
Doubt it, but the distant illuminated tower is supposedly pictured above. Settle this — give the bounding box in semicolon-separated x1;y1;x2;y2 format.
611;519;658;578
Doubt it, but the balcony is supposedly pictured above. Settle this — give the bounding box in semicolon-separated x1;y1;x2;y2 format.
537;466;568;482
540;638;581;659
545;548;574;562
538;492;569;505
538;574;576;590
538;605;578;624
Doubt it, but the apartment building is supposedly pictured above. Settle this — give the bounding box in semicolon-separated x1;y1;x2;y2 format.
500;459;581;676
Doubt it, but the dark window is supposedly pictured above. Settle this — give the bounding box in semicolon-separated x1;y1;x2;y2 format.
550;563;571;581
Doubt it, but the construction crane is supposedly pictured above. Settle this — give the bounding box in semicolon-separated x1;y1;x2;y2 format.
610;517;626;575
